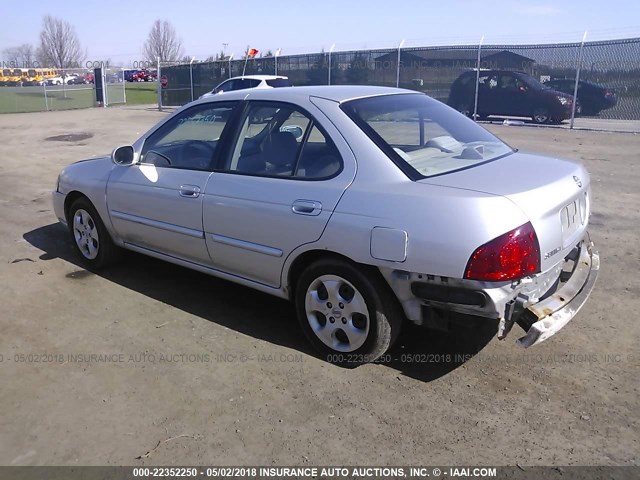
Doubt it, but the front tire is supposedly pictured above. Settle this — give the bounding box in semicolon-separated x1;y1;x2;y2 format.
457;103;473;118
67;197;120;269
295;258;403;364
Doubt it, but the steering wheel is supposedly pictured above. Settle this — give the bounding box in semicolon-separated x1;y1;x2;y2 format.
181;140;216;169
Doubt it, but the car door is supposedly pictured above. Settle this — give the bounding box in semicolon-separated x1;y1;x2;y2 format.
106;102;239;264
202;100;356;287
498;73;530;116
477;73;499;115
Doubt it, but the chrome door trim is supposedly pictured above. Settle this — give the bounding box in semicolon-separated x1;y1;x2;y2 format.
210;233;283;257
123;242;287;298
110;210;204;239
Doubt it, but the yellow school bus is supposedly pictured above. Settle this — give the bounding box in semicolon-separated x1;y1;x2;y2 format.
0;68;12;85
7;68;24;85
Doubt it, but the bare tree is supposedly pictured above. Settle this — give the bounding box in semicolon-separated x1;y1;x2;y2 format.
37;15;85;68
143;20;183;64
2;44;35;67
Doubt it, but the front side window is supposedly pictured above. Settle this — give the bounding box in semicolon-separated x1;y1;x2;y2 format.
342;93;514;179
227;102;342;179
141;103;236;171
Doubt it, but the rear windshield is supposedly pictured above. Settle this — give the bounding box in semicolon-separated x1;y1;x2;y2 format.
266;78;291;87
341;93;514;179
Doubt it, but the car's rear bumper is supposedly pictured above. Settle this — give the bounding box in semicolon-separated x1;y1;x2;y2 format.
516;241;599;347
380;239;599;347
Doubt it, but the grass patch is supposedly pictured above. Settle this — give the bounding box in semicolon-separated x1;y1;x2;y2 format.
0;82;158;113
0;85;95;113
124;82;158;105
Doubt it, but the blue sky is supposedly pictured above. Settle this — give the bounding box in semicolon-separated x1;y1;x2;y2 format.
1;0;639;64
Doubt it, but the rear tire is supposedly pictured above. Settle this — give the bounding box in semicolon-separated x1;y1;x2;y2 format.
67;197;121;269
295;258;403;365
532;107;551;124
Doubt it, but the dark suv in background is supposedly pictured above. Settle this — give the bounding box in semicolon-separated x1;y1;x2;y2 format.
448;70;575;124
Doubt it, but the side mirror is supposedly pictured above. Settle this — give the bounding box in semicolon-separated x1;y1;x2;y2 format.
111;145;135;165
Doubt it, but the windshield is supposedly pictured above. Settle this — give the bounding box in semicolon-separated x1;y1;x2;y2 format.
341;93;514;178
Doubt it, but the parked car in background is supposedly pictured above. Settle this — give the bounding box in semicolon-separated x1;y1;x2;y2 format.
53;86;599;363
124;70;138;82
46;74;80;86
199;75;291;98
543;79;618;116
132;70;147;82
448;70;575;124
45;75;65;85
84;72;95;84
68;75;88;85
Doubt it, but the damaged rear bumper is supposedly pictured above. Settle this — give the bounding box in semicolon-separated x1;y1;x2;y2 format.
515;241;600;348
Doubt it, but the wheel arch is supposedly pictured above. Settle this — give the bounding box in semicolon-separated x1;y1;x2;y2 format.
285;249;388;302
64;190;91;223
64;190;120;246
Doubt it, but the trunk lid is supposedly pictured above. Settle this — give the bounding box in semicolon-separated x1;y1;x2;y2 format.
419;151;591;272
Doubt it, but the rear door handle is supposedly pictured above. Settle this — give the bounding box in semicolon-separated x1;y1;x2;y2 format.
292;199;322;216
179;185;201;198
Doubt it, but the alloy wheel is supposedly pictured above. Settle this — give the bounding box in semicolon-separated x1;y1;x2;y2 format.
304;274;370;352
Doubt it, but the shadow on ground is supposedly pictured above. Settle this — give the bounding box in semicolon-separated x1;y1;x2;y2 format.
24;223;498;382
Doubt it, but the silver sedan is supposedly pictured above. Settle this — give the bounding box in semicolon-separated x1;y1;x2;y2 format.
52;86;599;363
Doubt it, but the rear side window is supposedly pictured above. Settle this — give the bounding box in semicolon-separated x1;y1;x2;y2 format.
266;78;291;87
479;74;498;89
227;102;342;179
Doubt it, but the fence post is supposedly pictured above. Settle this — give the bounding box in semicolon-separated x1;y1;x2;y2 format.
570;31;588;130
43;82;49;111
228;54;233;78
122;68;127;104
473;36;484;121
189;57;195;102
101;63;108;108
396;39;405;88
157;57;162;112
275;48;281;75
328;43;335;85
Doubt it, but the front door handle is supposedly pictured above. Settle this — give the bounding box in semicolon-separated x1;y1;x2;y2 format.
179;185;201;198
292;199;322;216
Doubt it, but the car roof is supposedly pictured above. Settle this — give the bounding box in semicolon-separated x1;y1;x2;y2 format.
197;85;416;104
226;75;288;81
462;69;530;76
547;79;604;88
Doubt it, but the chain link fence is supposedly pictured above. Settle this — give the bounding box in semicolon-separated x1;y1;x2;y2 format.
158;36;640;132
0;66;134;114
0;67;96;113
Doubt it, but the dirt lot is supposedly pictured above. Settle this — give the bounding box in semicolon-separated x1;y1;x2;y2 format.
0;105;638;467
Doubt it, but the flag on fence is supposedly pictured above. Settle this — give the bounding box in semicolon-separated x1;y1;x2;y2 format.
247;48;259;58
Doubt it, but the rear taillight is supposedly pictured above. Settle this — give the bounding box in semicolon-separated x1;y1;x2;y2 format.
464;222;540;282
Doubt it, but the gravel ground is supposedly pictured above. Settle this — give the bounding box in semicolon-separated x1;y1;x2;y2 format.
0;105;637;466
